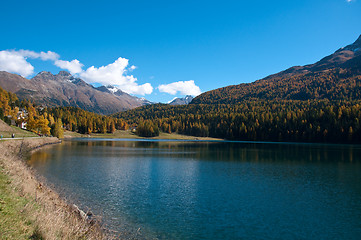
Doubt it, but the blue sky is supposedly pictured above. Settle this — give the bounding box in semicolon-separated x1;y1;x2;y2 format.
1;0;361;103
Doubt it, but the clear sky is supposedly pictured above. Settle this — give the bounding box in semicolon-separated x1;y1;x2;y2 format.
1;0;361;103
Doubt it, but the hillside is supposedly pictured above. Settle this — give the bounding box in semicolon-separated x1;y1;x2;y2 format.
192;35;361;104
0;71;150;115
113;35;361;143
0;119;37;138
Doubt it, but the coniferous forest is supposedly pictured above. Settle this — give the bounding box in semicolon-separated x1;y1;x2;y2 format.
2;71;361;143
113;52;361;143
112;100;361;143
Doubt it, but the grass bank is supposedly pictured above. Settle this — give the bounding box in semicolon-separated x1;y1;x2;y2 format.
0;138;109;239
0;120;38;138
64;129;223;141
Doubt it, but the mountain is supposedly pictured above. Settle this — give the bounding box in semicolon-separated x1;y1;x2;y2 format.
98;85;153;105
192;35;361;104
168;95;194;105
113;35;361;143
0;71;151;115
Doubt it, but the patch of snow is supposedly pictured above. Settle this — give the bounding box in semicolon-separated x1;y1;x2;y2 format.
106;86;118;93
137;97;147;102
167;97;178;104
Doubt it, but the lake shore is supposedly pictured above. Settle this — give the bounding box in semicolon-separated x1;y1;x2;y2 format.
64;129;224;141
0;138;109;239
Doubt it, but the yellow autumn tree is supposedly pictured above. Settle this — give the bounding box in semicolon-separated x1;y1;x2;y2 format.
26;115;37;131
36;115;51;135
53;118;64;138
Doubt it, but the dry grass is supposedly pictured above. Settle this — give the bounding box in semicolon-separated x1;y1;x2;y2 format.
63;130;86;139
0;138;112;239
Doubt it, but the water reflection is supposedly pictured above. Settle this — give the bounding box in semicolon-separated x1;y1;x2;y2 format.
29;140;361;240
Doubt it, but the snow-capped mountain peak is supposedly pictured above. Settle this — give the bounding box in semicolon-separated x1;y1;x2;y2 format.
167;97;178;104
168;95;193;105
106;85;119;93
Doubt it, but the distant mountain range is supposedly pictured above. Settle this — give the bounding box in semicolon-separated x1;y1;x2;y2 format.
0;71;152;115
192;34;361;104
168;95;194;105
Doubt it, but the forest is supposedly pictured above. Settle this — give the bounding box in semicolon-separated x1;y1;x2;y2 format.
113;100;361;143
112;64;361;143
192;68;361;104
2;77;361;143
0;86;128;137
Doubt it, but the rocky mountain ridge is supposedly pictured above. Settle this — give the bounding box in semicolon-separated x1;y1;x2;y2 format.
169;95;194;105
0;71;151;115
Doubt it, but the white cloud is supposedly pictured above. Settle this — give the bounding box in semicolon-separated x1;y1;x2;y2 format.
158;80;202;96
0;49;60;77
17;50;60;61
54;59;83;75
129;65;137;71
0;49;153;95
128;82;153;95
0;50;35;77
346;0;355;2
79;57;153;95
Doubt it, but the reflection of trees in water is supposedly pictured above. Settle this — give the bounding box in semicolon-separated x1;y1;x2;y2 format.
189;142;361;164
63;140;361;165
134;141;160;148
28;151;51;164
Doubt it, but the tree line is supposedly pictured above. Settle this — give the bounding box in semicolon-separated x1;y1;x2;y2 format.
0;86;128;138
2;83;361;143
113;100;361;143
47;107;128;134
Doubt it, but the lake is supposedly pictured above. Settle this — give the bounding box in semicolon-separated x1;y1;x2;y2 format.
29;139;361;239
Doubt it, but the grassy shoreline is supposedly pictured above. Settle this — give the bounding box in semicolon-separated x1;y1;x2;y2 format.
0;120;38;139
64;129;223;141
0;138;109;239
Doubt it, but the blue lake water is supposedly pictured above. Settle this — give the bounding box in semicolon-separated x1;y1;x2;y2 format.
29;139;361;239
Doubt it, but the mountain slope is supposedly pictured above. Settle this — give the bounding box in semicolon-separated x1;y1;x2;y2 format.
192;35;361;104
113;35;361;143
0;71;150;115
